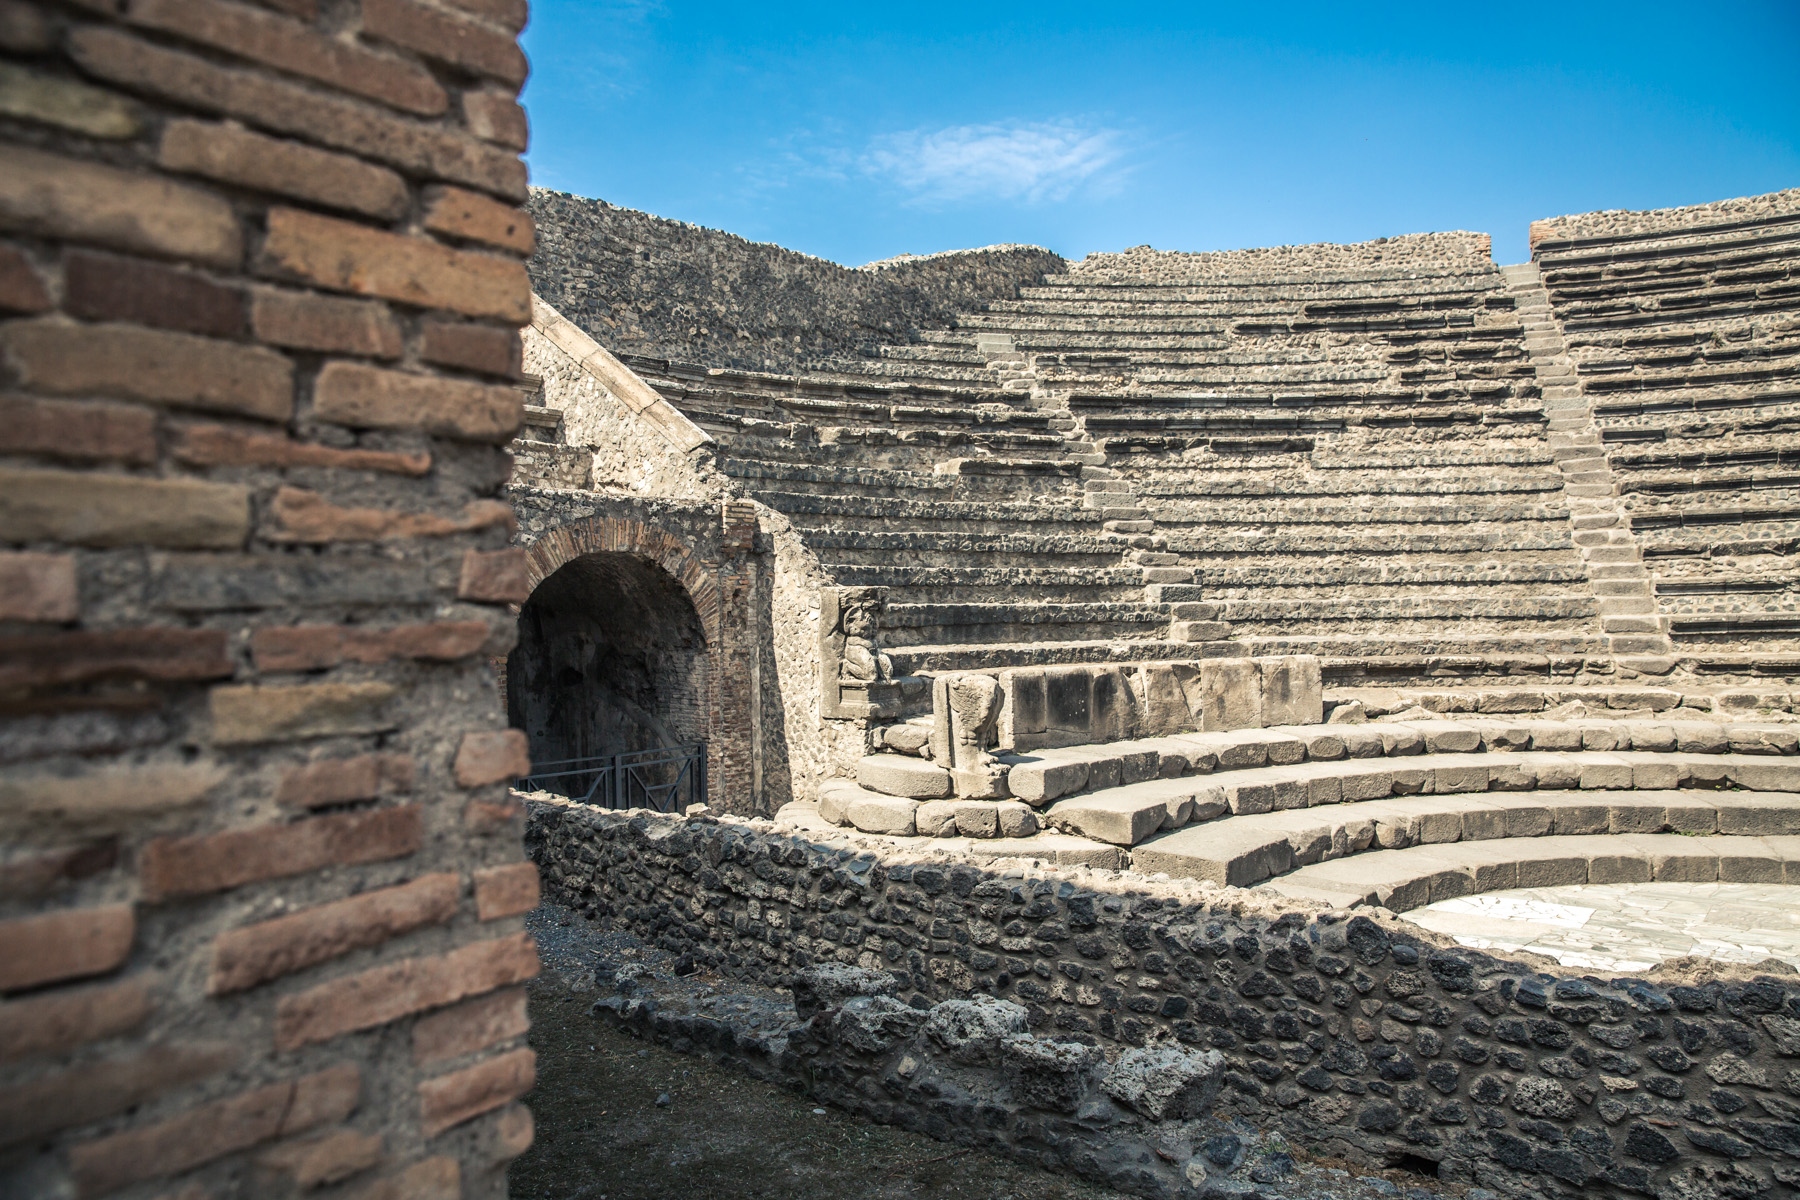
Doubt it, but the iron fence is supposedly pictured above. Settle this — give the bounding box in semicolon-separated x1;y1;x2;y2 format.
519;741;707;813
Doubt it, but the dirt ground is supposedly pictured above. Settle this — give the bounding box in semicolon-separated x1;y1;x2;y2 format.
508;967;1130;1200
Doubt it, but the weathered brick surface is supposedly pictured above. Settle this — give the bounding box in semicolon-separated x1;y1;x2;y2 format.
274;932;538;1051
0;240;52;311
0;904;135;992
0;466;250;549
410;986;527;1065
0;318;292;420
423;185;535;253
208;871;460;993
208;680;398;743
274;752;416;809
127;0;447;114
454;728;530;787
312;360;523;442
173;423;430;475
420;316;521;376
456;546;531;602
67;1063;360;1196
0;143;242;266
141;804;423;899
0;977;152;1063
0;394;160;464
3;0;534;1187
472;860;537;919
416;1046;535;1136
160;119;410;220
362;0;527;84
262;207;532;323
249;286;404;355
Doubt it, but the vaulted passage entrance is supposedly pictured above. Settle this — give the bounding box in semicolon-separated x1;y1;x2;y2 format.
508;551;711;802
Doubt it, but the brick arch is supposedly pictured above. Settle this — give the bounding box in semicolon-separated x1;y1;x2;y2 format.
521;514;722;646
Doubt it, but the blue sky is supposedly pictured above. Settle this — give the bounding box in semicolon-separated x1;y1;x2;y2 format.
520;2;1800;267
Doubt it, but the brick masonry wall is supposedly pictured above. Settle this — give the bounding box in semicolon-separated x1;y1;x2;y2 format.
526;188;1069;374
531;800;1800;1200
1;3;539;1197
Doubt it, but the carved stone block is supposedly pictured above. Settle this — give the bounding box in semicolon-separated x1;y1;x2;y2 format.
1199;659;1261;732
1260;655;1323;726
820;586;898;720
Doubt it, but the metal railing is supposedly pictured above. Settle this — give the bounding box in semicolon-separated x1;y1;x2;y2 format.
519;741;707;813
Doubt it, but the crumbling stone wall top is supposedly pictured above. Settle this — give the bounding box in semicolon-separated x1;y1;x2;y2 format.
1072;231;1497;281
1531;186;1800;247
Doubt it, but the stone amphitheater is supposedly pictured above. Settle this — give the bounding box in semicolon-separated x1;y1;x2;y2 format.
511;185;1800;1200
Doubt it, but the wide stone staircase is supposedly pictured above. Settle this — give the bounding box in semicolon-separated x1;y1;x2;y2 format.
1531;188;1800;666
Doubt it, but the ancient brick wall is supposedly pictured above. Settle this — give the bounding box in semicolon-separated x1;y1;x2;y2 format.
531;800;1800;1200
526;188;1068;374
1;2;539;1197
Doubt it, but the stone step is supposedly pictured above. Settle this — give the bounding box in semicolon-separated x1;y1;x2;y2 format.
1258;831;1800;911
1130;788;1800;887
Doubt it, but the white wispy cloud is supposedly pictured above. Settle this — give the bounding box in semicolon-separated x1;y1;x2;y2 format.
862;120;1125;203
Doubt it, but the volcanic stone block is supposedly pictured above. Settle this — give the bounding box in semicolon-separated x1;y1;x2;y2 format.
1000;669;1046;744
1091;667;1137;742
1258;655;1322;727
1199;659;1261;732
1045;667;1092;740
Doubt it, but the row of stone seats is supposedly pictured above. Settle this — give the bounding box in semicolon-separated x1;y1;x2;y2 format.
622;354;1189;667
1531;190;1800;654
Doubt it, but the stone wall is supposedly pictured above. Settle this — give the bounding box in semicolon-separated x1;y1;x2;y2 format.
531;799;1800;1200
1;2;539;1197
526;189;1067;373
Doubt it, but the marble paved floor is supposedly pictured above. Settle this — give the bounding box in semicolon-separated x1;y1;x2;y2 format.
1410;882;1800;972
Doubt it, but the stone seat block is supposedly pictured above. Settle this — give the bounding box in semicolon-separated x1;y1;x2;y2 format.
857;754;952;799
1042;778;1229;846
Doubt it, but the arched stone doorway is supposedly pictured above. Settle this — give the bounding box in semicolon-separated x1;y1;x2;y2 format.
507;551;711;781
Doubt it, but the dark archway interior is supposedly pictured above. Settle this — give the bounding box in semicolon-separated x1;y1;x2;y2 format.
508;552;710;791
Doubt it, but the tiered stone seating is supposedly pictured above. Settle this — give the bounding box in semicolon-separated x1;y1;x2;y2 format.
619;354;1190;670
897;235;1605;672
1531;189;1800;658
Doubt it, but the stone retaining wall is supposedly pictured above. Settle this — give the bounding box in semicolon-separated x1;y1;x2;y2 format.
527;189;1068;373
530;797;1800;1200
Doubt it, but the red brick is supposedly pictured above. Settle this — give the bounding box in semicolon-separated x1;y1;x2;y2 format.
339;1156;459;1200
422;185;534;254
313;360;523;443
0;840;119;902
67;1063;360;1197
0;318;292;421
173;423;430;475
253;620;491;671
209;680;398;744
454;728;529;787
127;0;447;115
0;242;51;312
274;752;415;809
456;547;530;603
63;249;245;338
140;805;422;901
417;1046;534;1137
0;142;241;268
411;986;527;1065
252;0;317;17
263;207;530;323
419;317;521;377
463;793;523;833
0;551;77;622
255;1127;384;1188
0;977;152;1064
0;395;159;465
486;1102;534;1162
161;119;409;222
268;487;515;542
274;932;538;1051
0;466;251;550
473;861;537;920
209;872;460;994
249;286;404;356
0;904;134;993
461;87;526;150
0;628;231;691
0;0;54;52
0;1041;239;1147
362;0;527;85
73;27;527;200
436;0;525;31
